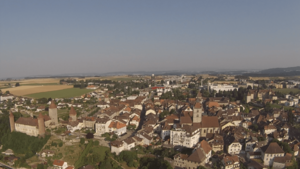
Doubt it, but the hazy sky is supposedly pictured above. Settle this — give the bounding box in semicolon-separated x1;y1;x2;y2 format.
0;1;299;78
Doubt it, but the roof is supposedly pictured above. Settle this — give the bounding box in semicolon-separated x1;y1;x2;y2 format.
49;100;57;109
200;140;212;154
206;101;220;108
69;106;77;115
123;137;135;145
180;116;192;124
201;116;219;128
261;142;285;154
15;117;38;127
53;160;65;166
110;140;123;147
187;148;206;163
223;155;239;166
108;121;126;129
194;102;202;109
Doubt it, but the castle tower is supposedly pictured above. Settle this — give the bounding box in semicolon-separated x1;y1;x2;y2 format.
9;111;15;132
49;100;58;124
38;113;45;136
69;106;77;122
193;102;203;123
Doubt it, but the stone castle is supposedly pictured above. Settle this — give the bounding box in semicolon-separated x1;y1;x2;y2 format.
9;100;59;137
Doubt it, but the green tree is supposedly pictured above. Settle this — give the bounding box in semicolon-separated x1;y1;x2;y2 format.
15;82;20;87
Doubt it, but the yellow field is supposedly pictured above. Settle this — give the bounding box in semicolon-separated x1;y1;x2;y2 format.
5;85;73;96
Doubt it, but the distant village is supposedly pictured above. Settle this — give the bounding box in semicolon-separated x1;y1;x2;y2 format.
1;74;300;169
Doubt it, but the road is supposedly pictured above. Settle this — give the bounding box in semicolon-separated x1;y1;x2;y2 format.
0;162;14;169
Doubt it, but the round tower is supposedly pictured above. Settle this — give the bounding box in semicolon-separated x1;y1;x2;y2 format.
38;113;45;136
9;111;15;132
69;106;77;122
49;100;58;124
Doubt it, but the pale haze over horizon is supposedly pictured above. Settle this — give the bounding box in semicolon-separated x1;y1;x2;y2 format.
0;1;299;79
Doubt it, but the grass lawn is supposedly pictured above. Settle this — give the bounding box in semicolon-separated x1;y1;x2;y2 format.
269;104;295;111
26;88;94;98
273;88;300;94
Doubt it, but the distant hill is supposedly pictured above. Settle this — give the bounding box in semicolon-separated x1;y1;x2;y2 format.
243;66;300;77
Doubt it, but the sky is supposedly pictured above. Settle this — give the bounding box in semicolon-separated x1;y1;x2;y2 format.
0;0;300;79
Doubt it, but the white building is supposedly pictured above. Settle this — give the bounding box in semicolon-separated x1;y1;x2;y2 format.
0;94;14;102
170;125;200;148
209;84;238;93
227;140;242;155
94;117;112;136
53;160;68;169
261;142;285;166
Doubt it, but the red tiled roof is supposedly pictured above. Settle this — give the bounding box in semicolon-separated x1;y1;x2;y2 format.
53;160;64;166
69;106;76;115
49;100;57;109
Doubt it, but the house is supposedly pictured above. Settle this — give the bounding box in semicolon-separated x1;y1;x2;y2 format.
110;141;124;155
196;140;212;164
207;134;224;153
2;149;14;155
227;138;242;155
264;124;277;135
272;153;292;169
36;106;46;112
137;131;153;145
174;144;210;169
108;120;127;136
86;85;98;89
53;160;68;169
40;149;55;157
0;94;14;101
123;137;136;150
221;155;240;169
94;117;112;136
261;142;285;166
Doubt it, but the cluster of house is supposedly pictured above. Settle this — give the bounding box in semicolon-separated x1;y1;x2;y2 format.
109;90;300;169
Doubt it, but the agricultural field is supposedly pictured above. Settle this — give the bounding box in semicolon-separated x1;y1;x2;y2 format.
100;75;141;81
5;85;73;96
273;88;300;94
26;88;94;98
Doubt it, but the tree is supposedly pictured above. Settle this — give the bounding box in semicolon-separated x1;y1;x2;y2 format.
5;90;10;94
15;82;20;87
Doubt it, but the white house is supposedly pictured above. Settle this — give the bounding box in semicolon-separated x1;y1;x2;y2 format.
108;120;127;136
110;141;124;155
53;160;68;169
0;94;14;101
261;142;285;166
95;117;112;136
227;140;242;155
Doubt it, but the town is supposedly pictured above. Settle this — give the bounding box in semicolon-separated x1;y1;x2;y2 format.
1;74;300;169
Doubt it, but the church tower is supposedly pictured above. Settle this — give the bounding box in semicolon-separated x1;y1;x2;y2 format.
49;100;58;124
9;111;15;132
193;102;203;123
69;106;77;122
38;113;45;136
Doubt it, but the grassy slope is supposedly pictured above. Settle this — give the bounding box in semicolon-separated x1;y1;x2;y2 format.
26;88;94;98
273;88;300;94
